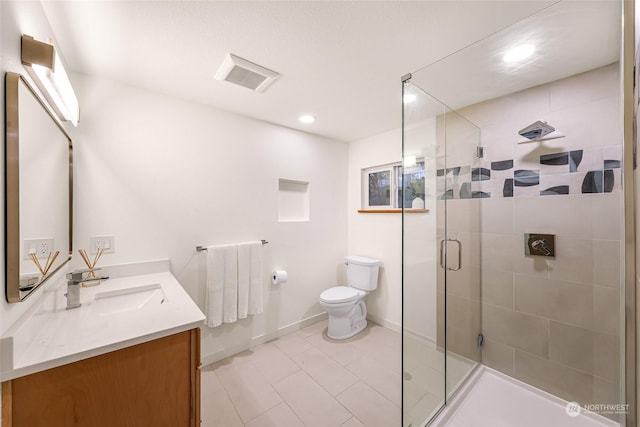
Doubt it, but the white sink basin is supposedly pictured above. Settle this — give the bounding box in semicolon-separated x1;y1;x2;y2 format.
89;284;166;317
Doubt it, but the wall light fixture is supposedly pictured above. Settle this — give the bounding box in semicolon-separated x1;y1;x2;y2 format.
21;35;79;126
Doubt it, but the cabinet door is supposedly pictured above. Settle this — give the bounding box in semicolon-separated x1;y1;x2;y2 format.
3;329;200;427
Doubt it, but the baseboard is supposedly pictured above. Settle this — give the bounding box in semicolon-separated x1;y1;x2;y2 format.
366;315;438;349
366;313;401;333
201;312;328;367
403;325;437;349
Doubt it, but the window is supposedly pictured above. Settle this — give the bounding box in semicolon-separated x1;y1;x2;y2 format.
361;160;425;210
396;160;425;208
364;165;393;209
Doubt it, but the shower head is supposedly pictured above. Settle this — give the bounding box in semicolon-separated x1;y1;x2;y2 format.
518;121;555;140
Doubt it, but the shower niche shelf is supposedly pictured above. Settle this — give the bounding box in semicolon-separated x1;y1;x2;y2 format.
278;179;310;222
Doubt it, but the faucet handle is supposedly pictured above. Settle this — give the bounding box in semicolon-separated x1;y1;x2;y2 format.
67;271;82;281
67;268;103;281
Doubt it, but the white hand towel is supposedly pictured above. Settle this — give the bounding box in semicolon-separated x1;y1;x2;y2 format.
223;244;238;324
205;245;225;327
237;243;251;319
248;241;264;315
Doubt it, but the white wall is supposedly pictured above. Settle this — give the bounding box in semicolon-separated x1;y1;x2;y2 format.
71;73;348;363
0;8;350;424
0;0;427;404
347;129;402;331
0;0;349;367
347;123;437;336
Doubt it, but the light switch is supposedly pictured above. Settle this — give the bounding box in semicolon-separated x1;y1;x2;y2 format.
89;235;115;254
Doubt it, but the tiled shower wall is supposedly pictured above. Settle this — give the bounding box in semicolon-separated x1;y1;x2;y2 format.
458;63;623;415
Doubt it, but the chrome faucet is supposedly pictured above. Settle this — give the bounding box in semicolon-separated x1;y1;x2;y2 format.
65;269;109;309
531;239;552;256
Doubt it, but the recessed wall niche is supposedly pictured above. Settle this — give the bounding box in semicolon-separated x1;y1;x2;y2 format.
278;179;310;222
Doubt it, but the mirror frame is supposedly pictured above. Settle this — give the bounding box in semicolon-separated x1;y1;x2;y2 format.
5;72;73;302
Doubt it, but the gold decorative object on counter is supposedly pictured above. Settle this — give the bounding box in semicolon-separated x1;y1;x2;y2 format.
78;248;104;286
28;251;60;279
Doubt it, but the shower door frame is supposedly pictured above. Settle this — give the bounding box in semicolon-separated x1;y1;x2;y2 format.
623;0;636;425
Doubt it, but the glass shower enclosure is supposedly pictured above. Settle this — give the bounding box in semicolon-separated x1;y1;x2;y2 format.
401;3;627;427
402;80;482;427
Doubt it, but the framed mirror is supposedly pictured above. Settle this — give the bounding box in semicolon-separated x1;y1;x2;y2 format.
5;72;73;302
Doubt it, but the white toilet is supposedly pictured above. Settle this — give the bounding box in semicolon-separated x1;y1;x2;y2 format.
319;255;381;340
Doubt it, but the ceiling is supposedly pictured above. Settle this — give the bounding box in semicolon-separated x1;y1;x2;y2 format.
40;0;619;142
409;1;621;114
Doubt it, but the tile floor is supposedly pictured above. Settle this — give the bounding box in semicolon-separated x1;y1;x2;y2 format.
201;320;402;427
403;335;475;427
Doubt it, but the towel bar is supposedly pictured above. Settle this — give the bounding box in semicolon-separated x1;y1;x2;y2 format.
196;240;269;252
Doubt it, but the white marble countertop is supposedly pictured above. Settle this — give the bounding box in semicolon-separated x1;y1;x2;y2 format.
0;262;205;381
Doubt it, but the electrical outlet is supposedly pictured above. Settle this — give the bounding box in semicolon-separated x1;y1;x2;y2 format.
89;235;115;254
37;241;49;256
23;238;54;260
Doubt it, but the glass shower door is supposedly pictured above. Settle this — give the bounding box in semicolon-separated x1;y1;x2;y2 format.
402;81;481;427
402;82;446;427
439;107;482;399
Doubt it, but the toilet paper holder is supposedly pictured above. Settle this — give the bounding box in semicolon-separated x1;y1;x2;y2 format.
272;270;288;285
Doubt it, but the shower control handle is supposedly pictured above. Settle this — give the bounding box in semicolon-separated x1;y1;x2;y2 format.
531;239;552;256
524;233;555;257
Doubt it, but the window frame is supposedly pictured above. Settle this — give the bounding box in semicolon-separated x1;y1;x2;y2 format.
361;159;425;211
362;163;395;210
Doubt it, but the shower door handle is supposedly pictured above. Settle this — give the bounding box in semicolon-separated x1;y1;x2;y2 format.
440;238;462;271
450;239;462;271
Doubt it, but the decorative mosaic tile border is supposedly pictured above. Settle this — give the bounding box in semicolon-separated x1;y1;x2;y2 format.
436;146;622;199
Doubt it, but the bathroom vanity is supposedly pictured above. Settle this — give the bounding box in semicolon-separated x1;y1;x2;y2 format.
2;66;207;424
0;263;205;426
2;329;200;427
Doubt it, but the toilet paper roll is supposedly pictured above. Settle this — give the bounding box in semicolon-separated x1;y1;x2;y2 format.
272;270;288;285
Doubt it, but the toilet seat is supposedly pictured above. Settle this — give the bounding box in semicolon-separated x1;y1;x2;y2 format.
319;286;362;304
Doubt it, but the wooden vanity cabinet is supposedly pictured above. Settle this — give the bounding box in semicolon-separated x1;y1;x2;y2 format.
2;328;201;427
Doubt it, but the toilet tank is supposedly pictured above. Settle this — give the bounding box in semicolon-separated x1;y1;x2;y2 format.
345;256;381;291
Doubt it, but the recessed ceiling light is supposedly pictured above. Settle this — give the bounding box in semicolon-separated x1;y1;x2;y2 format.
403;93;417;104
503;44;535;63
299;115;316;124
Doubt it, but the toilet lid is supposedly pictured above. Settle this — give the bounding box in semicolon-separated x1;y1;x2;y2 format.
320;286;360;304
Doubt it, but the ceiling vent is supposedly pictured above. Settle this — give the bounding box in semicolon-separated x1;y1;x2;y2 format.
215;54;280;93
